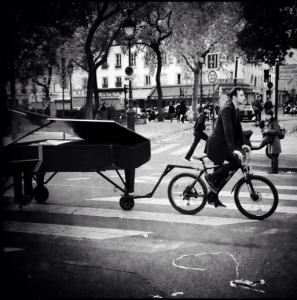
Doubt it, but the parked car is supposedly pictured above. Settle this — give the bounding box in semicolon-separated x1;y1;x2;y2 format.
239;104;255;121
133;107;148;118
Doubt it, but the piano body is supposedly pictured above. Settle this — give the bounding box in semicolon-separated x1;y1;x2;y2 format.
2;109;151;207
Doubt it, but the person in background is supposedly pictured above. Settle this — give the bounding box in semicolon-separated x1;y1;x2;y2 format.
175;101;181;122
184;106;209;161
179;101;187;123
168;101;175;122
253;110;281;174
264;96;273;114
252;94;263;125
96;102;110;120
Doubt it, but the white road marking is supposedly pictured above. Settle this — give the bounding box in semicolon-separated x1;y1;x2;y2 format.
218;190;297;201
67;178;90;181
169;146;194;155
4;204;257;226
3;221;153;240
84;197;297;214
151;144;179;154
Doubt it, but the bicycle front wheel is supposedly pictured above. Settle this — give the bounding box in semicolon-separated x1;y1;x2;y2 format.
234;175;278;220
167;173;207;215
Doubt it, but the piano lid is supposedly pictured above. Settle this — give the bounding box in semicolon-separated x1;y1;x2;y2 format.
6;108;149;144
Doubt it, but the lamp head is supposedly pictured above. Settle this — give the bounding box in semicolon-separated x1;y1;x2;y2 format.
122;9;137;40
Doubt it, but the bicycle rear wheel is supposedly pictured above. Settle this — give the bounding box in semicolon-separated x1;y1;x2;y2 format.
167;173;207;215
234;175;278;220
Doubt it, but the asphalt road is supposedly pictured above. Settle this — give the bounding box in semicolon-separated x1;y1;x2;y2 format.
2;127;297;298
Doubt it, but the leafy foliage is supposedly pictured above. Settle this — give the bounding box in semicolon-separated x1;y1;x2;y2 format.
168;2;245;119
236;1;297;66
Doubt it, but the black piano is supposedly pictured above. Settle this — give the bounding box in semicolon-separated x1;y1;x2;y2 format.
2;108;151;207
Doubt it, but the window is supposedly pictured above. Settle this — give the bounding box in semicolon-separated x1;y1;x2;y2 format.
102;77;108;88
160;74;168;85
115;77;122;87
145;75;151;86
131;53;136;66
176;55;182;64
177;74;181;84
115;54;121;68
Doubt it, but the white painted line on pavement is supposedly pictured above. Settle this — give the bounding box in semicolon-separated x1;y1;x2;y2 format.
169;146;194;155
4;204;257;226
68;177;90;181
3;221;153;240
84;197;297;214
218;190;297;201
151;144;179;154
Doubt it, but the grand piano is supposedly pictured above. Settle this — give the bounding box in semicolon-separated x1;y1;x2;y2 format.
2;108;151;208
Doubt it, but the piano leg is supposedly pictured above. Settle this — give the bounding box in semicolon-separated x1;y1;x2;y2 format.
124;168;135;193
13;173;22;204
24;173;33;199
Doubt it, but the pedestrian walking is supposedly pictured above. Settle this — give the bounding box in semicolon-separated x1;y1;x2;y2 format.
96;102;111;120
168;101;175;122
175;102;181;122
204;86;251;207
184;106;209;161
253;110;282;174
264;97;273;114
252;95;263;125
179;101;187;123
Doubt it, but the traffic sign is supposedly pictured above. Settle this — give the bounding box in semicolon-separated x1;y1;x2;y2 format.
124;75;134;81
125;66;134;76
206;53;219;69
208;70;217;83
279;64;297;80
267;82;273;89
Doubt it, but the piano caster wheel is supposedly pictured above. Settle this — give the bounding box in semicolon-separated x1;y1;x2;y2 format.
33;186;49;203
119;196;135;211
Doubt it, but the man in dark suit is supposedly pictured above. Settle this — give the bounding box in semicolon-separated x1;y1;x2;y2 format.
204;87;251;207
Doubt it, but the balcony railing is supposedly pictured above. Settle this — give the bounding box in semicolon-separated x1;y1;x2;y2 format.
115;82;122;87
115;65;122;69
102;84;108;88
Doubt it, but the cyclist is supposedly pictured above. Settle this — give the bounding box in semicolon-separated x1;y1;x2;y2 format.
204;86;251;207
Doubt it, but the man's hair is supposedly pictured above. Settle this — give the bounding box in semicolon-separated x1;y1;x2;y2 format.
229;87;243;99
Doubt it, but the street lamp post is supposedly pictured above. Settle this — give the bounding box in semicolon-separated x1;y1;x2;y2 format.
122;9;137;132
67;61;74;110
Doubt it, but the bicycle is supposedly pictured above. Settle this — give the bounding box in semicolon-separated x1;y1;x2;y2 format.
167;151;279;220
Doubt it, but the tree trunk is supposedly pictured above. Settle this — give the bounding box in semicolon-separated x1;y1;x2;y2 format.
155;49;163;122
192;68;200;121
85;54;94;120
93;66;99;111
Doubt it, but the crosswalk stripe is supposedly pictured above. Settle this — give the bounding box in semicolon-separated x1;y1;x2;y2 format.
3;221;152;240
3;204;257;226
84;197;297;214
169;146;194;155
218;190;297;201
151;144;179;154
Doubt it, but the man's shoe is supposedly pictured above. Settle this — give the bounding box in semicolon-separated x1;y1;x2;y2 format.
204;174;217;193
214;199;226;208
